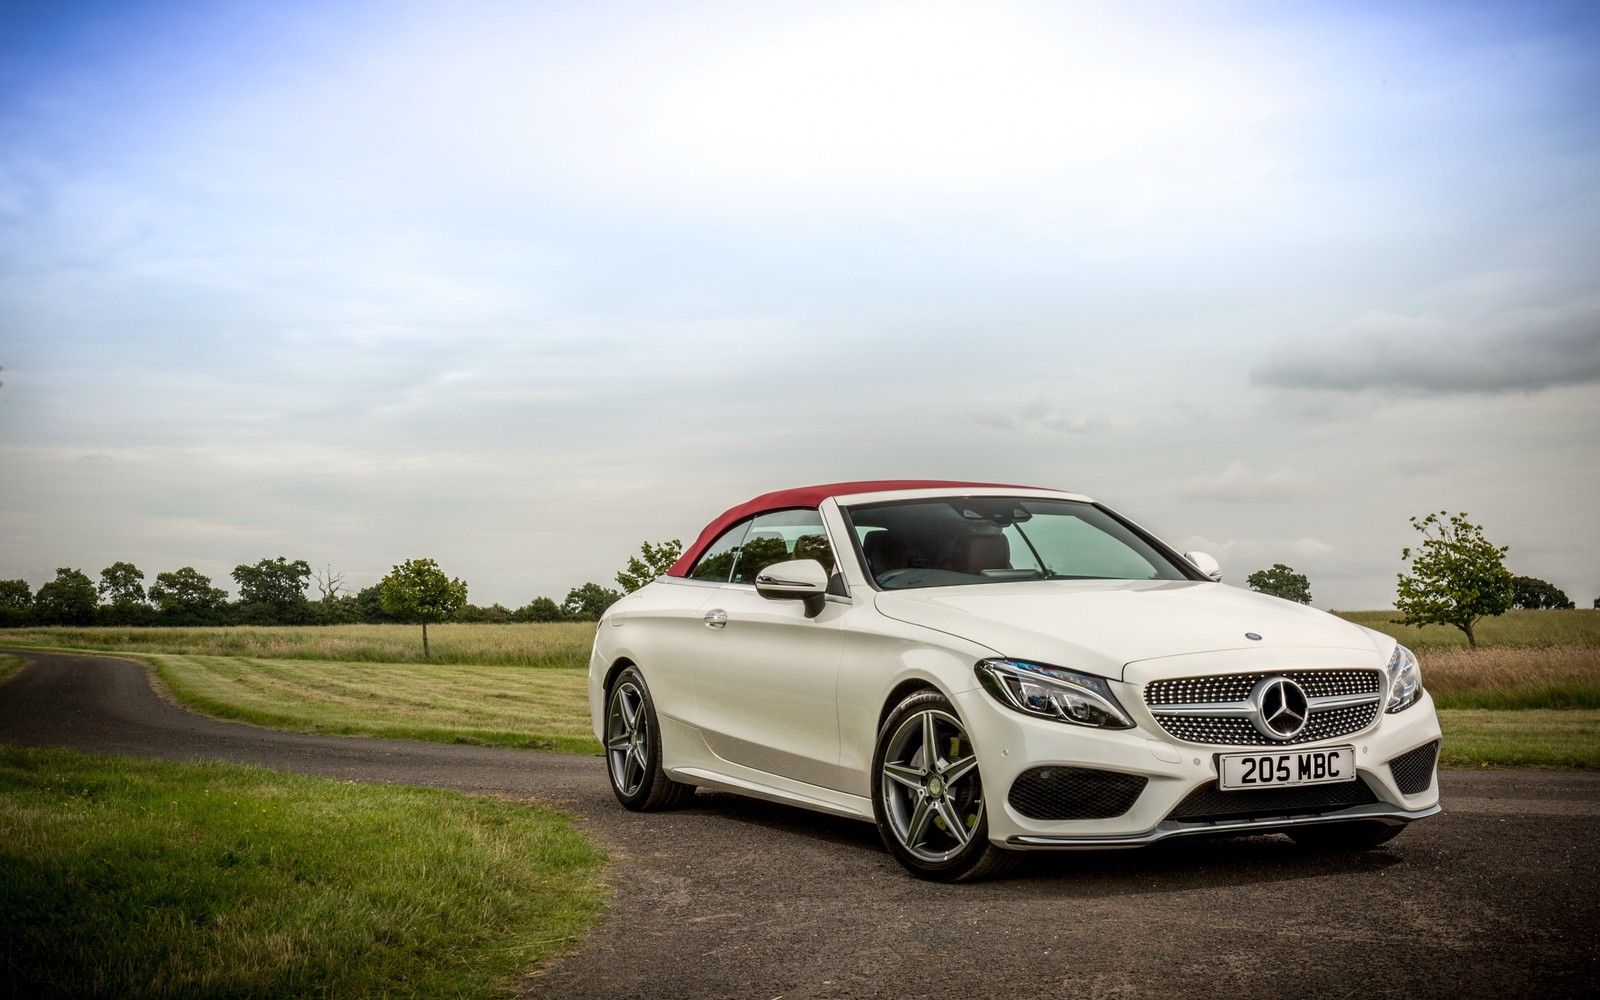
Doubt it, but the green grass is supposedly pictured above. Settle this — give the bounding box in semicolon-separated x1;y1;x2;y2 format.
1335;608;1600;650
1437;709;1600;769
0;622;595;668
0;746;608;999
0;653;22;684
146;653;600;755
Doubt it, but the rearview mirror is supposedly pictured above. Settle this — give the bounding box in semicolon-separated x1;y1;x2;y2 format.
1183;551;1223;582
755;559;829;617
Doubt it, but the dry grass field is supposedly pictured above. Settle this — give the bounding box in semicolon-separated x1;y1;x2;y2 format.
1335;608;1599;649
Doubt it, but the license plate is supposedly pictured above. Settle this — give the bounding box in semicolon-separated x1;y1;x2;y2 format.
1218;746;1356;790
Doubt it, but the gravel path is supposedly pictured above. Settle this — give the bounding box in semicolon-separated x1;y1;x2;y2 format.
3;649;1596;999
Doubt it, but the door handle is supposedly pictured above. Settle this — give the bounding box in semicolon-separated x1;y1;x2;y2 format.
702;609;728;628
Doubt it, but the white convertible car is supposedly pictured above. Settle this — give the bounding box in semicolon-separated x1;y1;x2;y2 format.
588;481;1442;880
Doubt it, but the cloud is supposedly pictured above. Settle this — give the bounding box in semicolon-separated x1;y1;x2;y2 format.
1180;461;1317;502
1252;302;1600;394
969;397;1108;433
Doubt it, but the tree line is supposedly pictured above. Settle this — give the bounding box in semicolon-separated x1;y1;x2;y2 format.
0;540;685;630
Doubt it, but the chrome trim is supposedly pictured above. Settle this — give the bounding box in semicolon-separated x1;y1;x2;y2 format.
1004;802;1442;850
1147;692;1380;717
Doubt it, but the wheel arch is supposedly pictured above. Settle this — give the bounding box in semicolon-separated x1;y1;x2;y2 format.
603;656;638;692
877;677;948;736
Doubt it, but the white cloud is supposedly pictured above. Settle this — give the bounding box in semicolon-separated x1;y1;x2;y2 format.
969;397;1108;433
1180;461;1318;503
1253;300;1600;394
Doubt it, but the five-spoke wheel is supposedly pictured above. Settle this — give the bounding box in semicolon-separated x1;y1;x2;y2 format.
604;665;694;811
871;690;1017;881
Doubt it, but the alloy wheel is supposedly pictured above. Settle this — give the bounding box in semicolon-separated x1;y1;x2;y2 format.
879;706;985;864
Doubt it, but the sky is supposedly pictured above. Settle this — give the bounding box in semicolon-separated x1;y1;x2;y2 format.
1;0;1597;612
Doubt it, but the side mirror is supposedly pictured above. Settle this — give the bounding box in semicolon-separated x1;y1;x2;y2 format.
1183;551;1223;582
755;559;830;617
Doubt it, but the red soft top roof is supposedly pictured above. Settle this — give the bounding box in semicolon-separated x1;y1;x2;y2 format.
666;480;1045;577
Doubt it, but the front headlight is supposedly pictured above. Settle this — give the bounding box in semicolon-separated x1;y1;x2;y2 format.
975;659;1134;729
1385;644;1423;714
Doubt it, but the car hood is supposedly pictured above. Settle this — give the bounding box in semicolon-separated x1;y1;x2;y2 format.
871;579;1387;681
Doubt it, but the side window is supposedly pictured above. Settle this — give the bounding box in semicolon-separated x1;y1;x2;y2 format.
729;508;827;585
689;520;751;582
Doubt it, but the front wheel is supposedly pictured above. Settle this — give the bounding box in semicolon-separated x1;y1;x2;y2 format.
604;666;695;811
871;690;1018;881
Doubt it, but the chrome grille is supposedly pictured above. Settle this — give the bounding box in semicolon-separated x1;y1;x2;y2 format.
1144;669;1383;747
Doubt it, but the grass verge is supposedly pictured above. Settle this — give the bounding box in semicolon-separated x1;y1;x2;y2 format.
1437;709;1600;769
145;653;601;755
0;653;22;684
0;746;607;999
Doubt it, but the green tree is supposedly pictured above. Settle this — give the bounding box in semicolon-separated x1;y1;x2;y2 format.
354;583;402;624
513;596;565;622
33;568;98;626
562;582;622;621
232;557;313;624
96;561;154;625
1510;575;1575;610
97;562;148;606
616;539;683;593
149;567;229;624
379;558;468;658
1394;511;1514;649
0;578;32;628
1245;563;1313;604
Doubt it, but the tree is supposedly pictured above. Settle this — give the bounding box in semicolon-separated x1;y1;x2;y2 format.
96;561;154;625
616;539;684;593
232;557;313;624
1394;511;1513;649
0;579;32;628
354;583;402;624
33;568;98;626
98;561;148;606
312;565;347;601
379;558;468;658
514;596;565;622
563;582;622;621
1510;575;1575;610
149;567;229;624
1246;564;1313;604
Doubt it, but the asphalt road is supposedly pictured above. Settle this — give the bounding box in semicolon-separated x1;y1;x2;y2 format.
2;649;1597;999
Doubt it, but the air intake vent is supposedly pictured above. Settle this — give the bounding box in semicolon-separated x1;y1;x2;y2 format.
1008;766;1148;821
1388;740;1440;795
1168;778;1380;824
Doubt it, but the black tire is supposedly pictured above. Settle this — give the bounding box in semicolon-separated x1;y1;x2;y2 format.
870;689;1019;882
604;666;695;811
1287;820;1404;850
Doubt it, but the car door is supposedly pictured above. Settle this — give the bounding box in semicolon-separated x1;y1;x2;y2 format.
687;509;850;792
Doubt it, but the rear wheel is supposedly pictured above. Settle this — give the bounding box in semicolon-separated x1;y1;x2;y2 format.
1287;820;1404;850
605;666;695;811
871;690;1019;882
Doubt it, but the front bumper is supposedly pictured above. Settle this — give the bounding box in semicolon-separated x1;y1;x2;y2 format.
949;680;1444;850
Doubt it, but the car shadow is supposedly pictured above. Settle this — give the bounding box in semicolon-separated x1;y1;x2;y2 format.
681;790;1406;897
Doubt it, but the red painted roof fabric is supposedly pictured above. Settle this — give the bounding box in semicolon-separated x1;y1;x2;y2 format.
665;480;1043;577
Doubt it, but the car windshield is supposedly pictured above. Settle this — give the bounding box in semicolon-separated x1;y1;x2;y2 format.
842;497;1190;590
